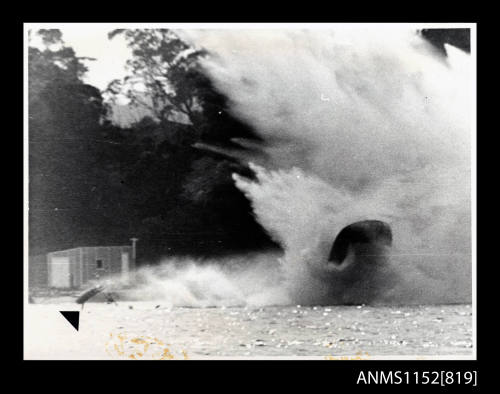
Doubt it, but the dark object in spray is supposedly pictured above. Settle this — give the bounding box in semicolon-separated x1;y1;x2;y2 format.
329;220;392;264
324;220;394;304
76;285;105;305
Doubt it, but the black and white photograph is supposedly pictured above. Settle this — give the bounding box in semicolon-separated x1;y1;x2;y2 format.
24;23;476;360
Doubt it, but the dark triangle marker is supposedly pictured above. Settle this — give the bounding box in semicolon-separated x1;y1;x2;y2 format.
60;311;80;331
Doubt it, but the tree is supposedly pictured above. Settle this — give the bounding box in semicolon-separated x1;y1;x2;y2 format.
103;29;276;260
420;28;471;55
105;29;261;144
105;29;205;125
29;28;277;261
28;29;111;255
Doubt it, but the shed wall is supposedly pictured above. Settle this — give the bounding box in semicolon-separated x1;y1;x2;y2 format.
81;246;133;283
37;245;134;290
28;255;48;288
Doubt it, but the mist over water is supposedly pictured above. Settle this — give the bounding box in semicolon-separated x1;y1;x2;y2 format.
138;28;471;306
114;254;288;307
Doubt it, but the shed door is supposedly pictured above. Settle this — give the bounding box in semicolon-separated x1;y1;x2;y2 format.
49;257;71;288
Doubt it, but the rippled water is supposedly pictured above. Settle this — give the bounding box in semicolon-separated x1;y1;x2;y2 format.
25;301;473;359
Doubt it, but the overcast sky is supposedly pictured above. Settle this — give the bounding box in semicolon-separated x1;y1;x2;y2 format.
35;25;132;91
28;23;473;93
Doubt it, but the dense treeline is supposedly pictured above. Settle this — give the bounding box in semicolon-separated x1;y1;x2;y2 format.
28;28;470;264
28;29;276;263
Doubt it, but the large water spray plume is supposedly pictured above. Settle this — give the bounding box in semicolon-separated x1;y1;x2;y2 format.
176;28;472;305
100;28;471;307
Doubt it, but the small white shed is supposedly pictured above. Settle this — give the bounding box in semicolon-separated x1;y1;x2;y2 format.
47;245;135;289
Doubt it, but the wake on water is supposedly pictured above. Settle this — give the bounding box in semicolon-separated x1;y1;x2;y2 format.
115;28;472;307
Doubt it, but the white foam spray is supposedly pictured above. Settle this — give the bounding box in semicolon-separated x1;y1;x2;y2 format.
123;28;471;306
106;254;289;307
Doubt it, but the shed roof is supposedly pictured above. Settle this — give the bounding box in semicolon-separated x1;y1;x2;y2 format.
48;245;132;255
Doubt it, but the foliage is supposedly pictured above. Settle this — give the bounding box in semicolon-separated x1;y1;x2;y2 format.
105;29;205;124
29;30;112;255
29;29;276;261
